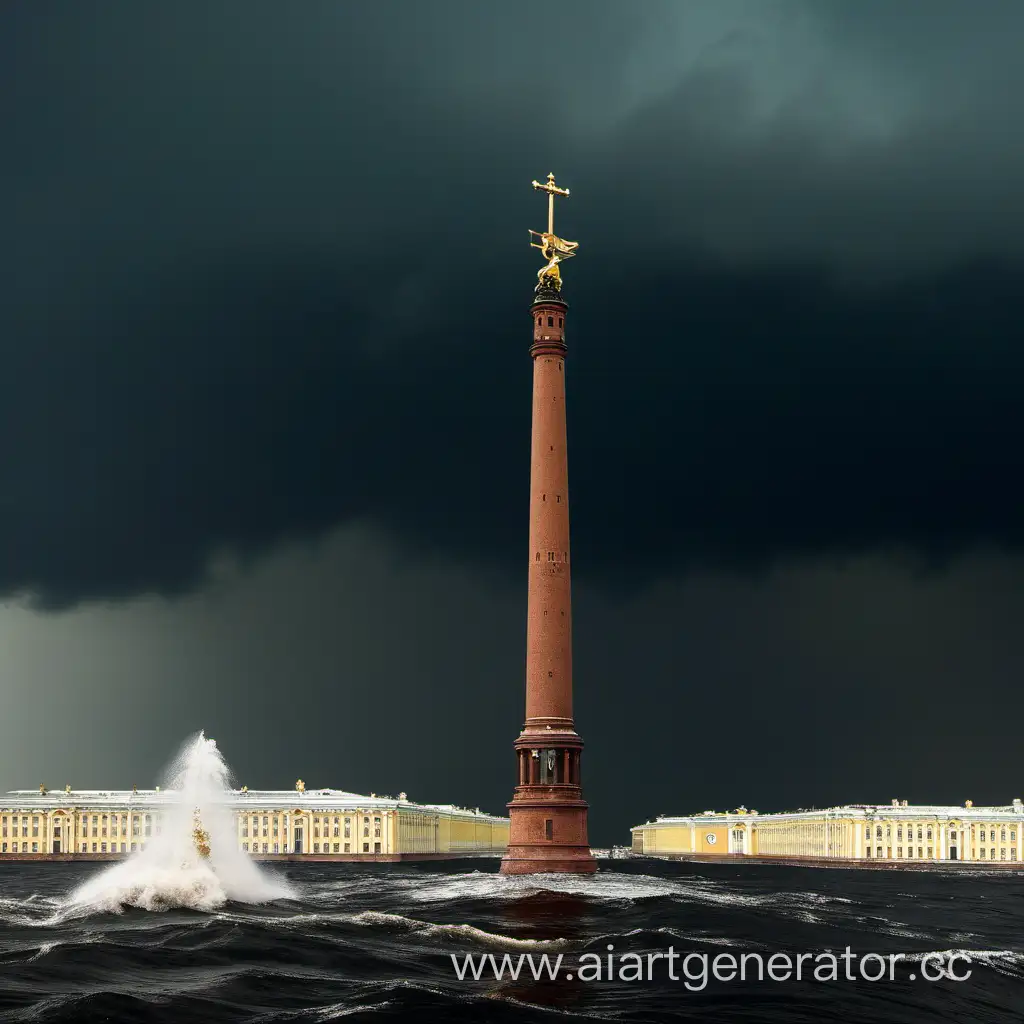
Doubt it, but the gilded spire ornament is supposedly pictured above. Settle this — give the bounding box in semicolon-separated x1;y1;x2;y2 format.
191;808;211;859
529;172;578;291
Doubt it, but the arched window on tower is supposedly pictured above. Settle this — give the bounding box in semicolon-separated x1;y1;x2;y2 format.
547;316;554;327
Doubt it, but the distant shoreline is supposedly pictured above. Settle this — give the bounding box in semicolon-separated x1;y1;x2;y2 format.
637;853;1024;872
0;852;502;865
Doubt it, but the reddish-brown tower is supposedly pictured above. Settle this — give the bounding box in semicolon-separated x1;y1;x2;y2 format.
501;174;596;874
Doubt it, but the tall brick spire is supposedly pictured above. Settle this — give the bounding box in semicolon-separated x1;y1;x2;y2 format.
500;175;596;874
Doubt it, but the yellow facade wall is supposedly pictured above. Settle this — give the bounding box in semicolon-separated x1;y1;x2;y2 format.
631;805;1024;864
0;793;509;858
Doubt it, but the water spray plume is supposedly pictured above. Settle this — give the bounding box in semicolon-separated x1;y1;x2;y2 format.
66;731;292;913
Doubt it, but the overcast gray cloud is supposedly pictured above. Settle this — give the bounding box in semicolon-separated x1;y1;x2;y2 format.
3;527;1023;843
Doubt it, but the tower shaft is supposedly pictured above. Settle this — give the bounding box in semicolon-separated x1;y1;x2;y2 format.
500;283;596;875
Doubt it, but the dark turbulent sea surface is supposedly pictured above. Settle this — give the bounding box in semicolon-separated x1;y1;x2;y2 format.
1;858;1023;1022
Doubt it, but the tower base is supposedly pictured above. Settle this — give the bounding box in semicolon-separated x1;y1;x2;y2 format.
499;783;597;875
500;845;598;874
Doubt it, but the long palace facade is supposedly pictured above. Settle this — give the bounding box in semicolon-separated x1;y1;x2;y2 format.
0;784;509;861
632;799;1024;865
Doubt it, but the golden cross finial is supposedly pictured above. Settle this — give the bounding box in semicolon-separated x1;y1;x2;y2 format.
532;172;570;235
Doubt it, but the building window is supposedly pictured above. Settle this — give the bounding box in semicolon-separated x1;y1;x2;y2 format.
545;819;554;841
1012;850;1018;861
1001;829;1007;842
374;842;381;854
876;846;882;858
314;843;320;854
907;847;913;858
897;847;903;858
547;316;553;327
980;848;986;859
333;843;339;853
927;829;933;841
927;847;933;858
344;843;351;853
991;830;996;843
558;317;563;328
1011;831;1017;842
991;848;996;859
242;843;249;852
101;843;107;853
92;843;97;852
1001;848;1007;860
865;827;870;840
363;827;369;837
875;827;882;839
897;828;903;840
363;843;369;852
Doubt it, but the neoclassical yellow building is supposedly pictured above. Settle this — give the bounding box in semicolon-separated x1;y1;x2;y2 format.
0;783;509;861
632;799;1024;865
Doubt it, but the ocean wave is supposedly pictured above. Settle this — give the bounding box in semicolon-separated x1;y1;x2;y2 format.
348;910;573;950
903;948;1024;979
62;856;291;916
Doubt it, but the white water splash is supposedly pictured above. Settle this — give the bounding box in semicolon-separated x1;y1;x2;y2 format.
65;732;292;914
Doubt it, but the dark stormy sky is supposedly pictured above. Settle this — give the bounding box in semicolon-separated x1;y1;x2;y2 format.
3;1;1024;845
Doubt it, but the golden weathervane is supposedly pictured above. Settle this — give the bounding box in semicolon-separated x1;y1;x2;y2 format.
529;172;578;290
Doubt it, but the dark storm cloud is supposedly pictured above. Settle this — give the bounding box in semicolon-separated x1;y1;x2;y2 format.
3;1;1024;606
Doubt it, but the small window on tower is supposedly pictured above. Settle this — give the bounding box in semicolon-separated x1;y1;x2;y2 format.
535;552;540;561
545;819;553;840
547;316;554;327
558;318;563;327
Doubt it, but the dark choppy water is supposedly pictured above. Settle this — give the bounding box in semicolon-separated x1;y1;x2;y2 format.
1;858;1023;1022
